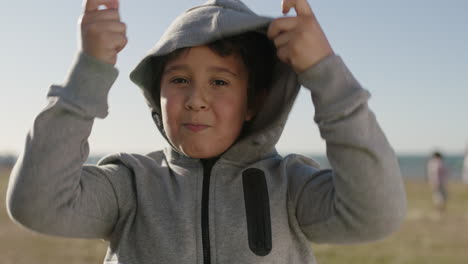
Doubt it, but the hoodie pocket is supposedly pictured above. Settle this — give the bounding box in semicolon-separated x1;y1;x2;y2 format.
242;168;272;256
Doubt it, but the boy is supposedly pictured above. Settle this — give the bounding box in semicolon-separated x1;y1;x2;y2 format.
463;146;468;184
426;152;449;213
7;0;406;263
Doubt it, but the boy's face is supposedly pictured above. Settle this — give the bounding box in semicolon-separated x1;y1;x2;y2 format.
160;46;253;159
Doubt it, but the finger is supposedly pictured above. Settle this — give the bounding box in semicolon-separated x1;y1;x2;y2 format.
115;34;128;52
272;31;294;49
84;21;127;34
282;0;313;16
267;17;299;39
276;46;291;65
81;9;121;24
84;0;119;12
100;33;128;53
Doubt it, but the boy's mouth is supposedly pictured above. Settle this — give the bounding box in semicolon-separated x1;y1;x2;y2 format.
183;123;210;132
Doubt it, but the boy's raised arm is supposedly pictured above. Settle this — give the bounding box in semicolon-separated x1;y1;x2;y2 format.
6;0;133;239
269;0;406;243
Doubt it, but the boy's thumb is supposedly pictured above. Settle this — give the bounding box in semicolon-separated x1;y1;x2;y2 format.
108;0;119;10
83;0;119;12
282;0;313;17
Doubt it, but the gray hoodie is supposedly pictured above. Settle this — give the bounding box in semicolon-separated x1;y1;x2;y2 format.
7;0;406;263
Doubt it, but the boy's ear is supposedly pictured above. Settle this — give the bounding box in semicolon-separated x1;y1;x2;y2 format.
245;90;267;121
245;109;255;121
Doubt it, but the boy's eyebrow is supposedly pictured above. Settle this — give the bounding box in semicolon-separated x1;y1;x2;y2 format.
163;64;240;79
208;66;240;79
163;65;188;75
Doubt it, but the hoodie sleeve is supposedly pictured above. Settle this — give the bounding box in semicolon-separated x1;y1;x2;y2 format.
6;52;135;239
291;55;407;244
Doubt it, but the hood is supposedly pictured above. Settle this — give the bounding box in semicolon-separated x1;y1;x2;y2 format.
130;0;301;163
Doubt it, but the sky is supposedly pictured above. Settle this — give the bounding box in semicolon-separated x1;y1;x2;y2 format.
0;0;467;156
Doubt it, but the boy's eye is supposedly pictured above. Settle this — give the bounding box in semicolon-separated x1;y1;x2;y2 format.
170;77;189;84
212;79;228;86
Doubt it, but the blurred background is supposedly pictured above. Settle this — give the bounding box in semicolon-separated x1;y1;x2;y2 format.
1;0;467;263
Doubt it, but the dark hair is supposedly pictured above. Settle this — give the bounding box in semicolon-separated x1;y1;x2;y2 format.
153;32;277;113
432;151;443;159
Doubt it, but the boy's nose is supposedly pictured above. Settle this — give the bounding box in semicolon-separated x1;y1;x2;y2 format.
184;87;209;111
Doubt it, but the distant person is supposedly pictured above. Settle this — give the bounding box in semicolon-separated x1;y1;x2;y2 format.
462;147;468;184
6;0;407;263
427;152;449;212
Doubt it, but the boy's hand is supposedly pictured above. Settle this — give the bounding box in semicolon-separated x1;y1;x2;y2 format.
80;0;127;65
267;0;333;73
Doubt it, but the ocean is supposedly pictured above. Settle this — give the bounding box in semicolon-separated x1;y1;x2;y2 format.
305;154;466;181
85;153;466;181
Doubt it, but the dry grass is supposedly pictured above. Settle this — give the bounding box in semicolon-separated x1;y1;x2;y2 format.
2;170;468;264
312;180;468;264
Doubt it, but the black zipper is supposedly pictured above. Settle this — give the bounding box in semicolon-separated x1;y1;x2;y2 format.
201;158;217;264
